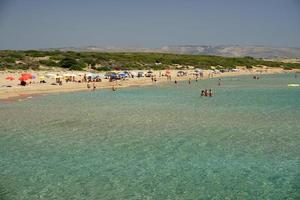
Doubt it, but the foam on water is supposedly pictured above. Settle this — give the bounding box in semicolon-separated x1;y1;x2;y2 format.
0;73;300;199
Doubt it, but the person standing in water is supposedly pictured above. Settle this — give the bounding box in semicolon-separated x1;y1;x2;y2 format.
189;78;191;84
92;83;96;91
218;79;221;86
201;90;205;97
175;80;177;84
209;89;213;97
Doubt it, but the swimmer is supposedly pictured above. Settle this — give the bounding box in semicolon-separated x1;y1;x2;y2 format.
209;89;213;97
201;90;205;97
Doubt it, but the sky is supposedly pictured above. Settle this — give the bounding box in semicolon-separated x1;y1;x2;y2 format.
0;0;299;49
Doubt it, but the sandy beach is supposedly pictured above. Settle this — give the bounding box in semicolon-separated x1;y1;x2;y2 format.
0;67;293;101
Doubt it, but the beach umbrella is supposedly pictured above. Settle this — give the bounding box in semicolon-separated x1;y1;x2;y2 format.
97;74;105;79
54;75;63;79
39;76;45;80
5;76;15;80
19;76;29;81
46;73;56;78
21;73;33;78
118;72;126;77
86;73;96;77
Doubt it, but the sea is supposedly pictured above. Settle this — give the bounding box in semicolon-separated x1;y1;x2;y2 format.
0;73;299;200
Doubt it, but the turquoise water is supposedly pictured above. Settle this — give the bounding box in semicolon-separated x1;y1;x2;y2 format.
0;73;299;199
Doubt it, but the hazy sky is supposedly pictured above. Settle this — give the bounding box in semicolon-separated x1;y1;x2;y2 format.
0;0;299;49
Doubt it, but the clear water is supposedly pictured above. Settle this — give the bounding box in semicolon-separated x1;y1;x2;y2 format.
0;73;299;200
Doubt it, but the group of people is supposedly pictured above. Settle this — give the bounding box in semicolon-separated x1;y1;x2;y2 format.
151;76;157;82
201;89;213;97
87;82;96;91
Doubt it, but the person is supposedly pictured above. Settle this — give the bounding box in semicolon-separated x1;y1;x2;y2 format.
20;80;26;86
175;80;177;84
87;82;91;89
209;89;213;97
201;90;205;97
93;83;96;91
112;85;116;91
218;78;221;86
196;77;198;82
189;78;191;84
204;89;208;96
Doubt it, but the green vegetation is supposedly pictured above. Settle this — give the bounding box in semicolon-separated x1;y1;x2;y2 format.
0;50;299;71
39;60;58;67
58;57;85;70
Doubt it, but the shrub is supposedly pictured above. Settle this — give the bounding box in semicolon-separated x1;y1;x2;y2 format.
97;66;111;71
283;67;292;70
39;60;58;67
59;57;85;69
3;57;16;63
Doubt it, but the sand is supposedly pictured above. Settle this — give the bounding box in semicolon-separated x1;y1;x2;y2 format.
0;67;293;101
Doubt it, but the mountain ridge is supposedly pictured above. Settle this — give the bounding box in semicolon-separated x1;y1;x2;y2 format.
39;45;300;59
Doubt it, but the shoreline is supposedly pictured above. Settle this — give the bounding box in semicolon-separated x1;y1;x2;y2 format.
0;68;296;102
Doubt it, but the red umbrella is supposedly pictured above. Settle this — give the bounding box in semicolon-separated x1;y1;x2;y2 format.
6;76;15;81
19;76;29;81
21;73;33;79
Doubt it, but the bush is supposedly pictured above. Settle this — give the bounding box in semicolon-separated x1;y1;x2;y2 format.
59;57;85;69
18;65;30;70
283;67;292;70
96;66;111;71
3;57;16;63
39;60;58;67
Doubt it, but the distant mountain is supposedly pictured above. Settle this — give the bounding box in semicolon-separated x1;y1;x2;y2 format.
40;45;300;59
159;45;300;59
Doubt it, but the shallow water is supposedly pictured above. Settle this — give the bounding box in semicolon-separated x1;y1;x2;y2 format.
0;73;300;199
